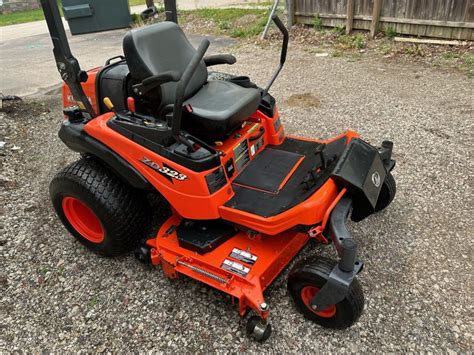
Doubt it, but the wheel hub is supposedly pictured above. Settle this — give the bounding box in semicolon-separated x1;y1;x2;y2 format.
301;286;337;318
62;196;104;243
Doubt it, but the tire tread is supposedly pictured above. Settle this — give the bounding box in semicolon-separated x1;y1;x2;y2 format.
50;157;149;256
375;171;396;212
288;256;364;329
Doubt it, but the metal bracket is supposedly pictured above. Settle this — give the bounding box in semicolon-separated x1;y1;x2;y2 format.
310;196;364;311
310;261;363;311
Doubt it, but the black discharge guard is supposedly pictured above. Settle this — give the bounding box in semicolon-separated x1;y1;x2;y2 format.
331;138;387;222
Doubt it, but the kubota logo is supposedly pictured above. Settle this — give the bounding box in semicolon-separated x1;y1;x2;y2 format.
140;157;187;182
371;171;381;187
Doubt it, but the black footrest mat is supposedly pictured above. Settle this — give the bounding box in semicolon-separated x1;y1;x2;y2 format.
233;148;302;193
225;137;348;217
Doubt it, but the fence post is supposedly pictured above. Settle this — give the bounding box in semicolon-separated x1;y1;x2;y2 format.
286;0;294;28
346;0;355;34
370;0;382;38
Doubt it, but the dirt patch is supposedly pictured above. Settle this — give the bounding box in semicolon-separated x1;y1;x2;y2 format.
234;14;260;28
266;24;474;77
286;93;321;108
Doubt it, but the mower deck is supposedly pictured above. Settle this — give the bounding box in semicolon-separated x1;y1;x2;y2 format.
147;214;312;319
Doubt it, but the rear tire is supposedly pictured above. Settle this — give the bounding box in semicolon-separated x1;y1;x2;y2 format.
375;171;396;212
50;157;150;256
288;257;364;329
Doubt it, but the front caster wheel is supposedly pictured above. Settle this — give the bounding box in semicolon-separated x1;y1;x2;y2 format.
246;316;272;342
375;171;396;212
288;257;364;329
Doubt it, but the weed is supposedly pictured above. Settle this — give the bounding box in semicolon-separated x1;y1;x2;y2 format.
217;20;231;31
337;33;365;49
384;26;397;39
332;50;343;57
39;267;50;275
337;35;352;48
461;55;474;78
353;33;365;49
441;52;460;60
230;15;268;38
403;45;425;57
89;295;99;307
131;14;145;28
332;24;346;36
313;15;323;30
380;44;392;55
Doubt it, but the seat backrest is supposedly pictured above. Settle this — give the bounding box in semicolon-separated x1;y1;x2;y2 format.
123;22;208;107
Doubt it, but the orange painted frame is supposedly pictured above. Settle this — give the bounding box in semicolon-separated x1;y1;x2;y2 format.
147;215;309;319
84;111;358;234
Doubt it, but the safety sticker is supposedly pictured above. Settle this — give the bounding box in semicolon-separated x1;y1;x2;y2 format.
221;259;250;277
230;248;258;265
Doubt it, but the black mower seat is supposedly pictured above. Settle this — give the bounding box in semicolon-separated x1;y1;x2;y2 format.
183;81;260;138
123;22;260;139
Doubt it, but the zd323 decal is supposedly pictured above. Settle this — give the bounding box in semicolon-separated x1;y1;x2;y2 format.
140;157;187;182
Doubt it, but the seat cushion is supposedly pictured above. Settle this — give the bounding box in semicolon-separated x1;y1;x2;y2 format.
123;22;208;107
183;81;261;139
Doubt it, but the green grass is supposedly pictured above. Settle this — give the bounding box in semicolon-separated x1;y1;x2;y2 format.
0;0;145;27
129;0;149;5
0;8;46;26
188;7;267;22
1;3;269;40
183;8;269;38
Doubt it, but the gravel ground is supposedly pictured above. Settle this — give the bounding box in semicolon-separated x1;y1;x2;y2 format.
1;43;473;352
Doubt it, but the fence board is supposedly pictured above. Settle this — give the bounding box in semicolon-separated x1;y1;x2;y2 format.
292;0;474;40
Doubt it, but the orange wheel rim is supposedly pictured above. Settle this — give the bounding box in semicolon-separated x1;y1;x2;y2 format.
301;286;337;318
62;197;104;243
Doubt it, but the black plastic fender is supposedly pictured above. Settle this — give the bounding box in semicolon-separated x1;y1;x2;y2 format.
58;120;153;190
331;138;388;221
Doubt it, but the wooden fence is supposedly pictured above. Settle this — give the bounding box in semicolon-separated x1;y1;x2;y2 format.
287;0;474;40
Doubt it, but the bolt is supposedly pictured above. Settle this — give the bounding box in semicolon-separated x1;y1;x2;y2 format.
260;302;269;312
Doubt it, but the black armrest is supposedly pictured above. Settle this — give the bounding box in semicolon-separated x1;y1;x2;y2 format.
203;54;236;67
142;70;181;87
133;70;181;95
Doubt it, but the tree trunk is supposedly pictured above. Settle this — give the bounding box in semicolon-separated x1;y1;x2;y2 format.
146;0;155;8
